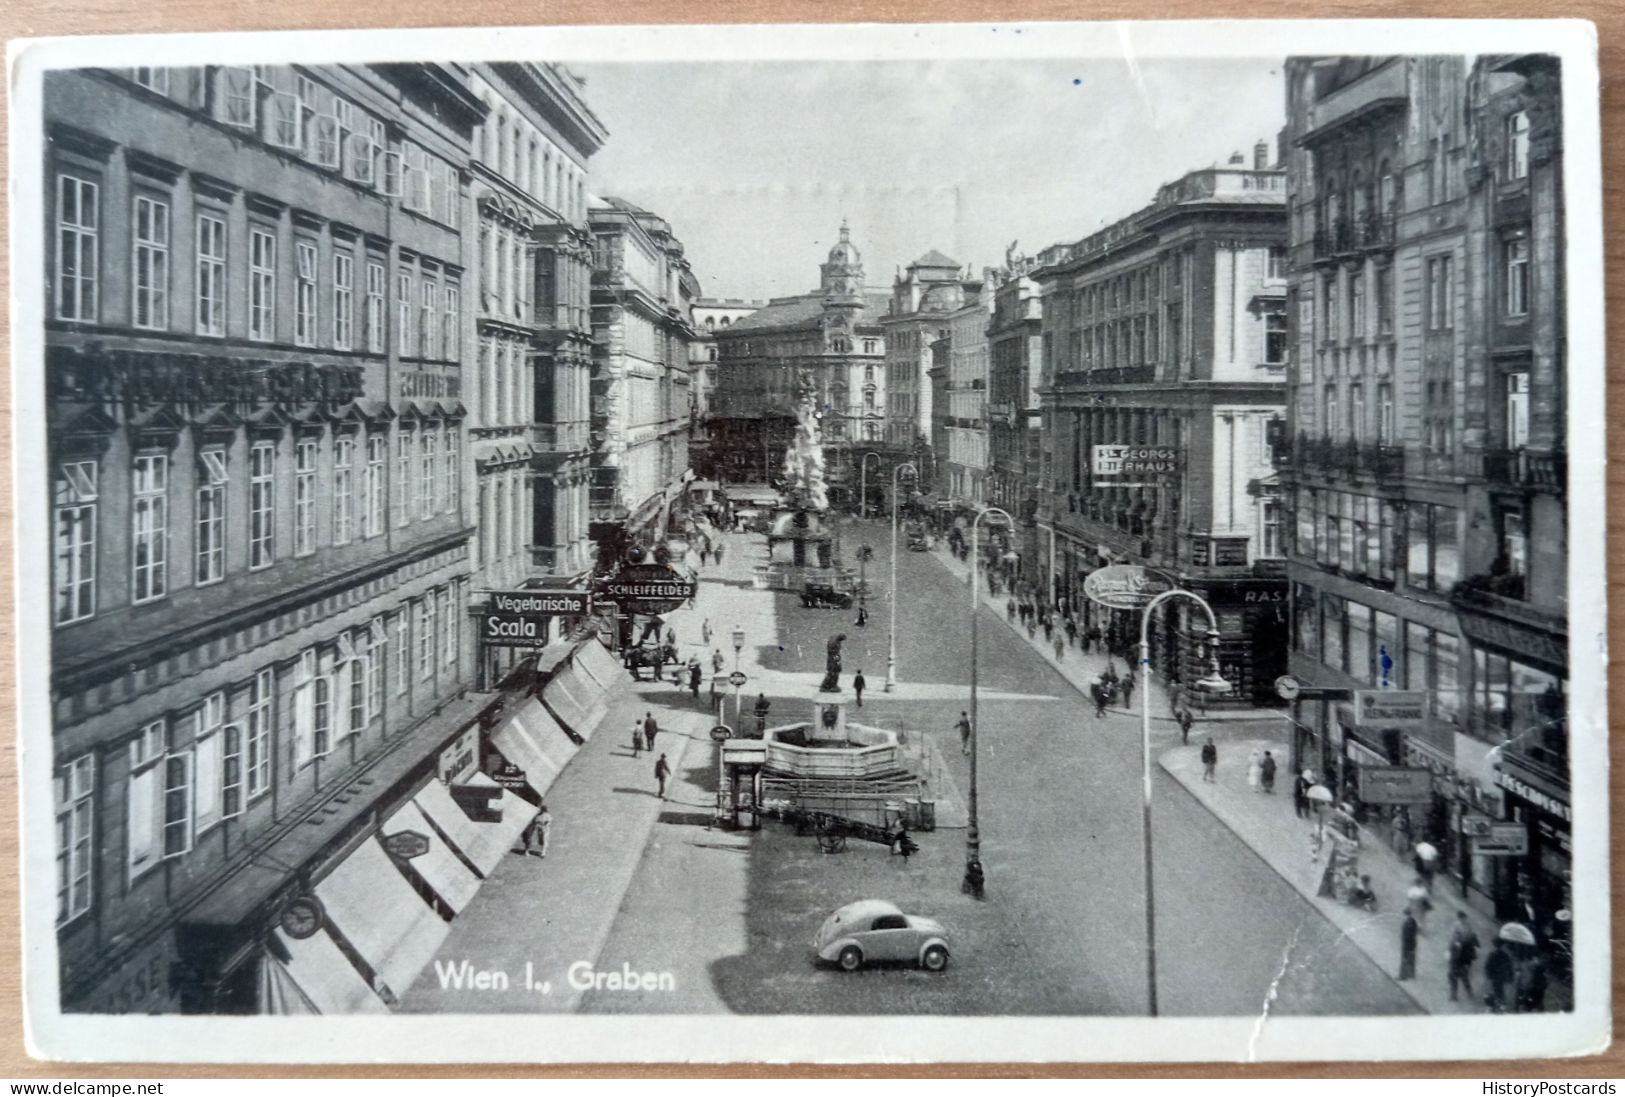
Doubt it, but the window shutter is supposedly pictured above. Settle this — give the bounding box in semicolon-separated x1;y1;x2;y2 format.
312;115;340;169
127;765;159;877
292;680;313;766
194;732;222;826
378;152;403;198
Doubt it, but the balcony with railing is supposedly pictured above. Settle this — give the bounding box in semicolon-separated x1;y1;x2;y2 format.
1312;210;1397;260
533;421;592;455
1478;447;1566;493
1285;432;1405;481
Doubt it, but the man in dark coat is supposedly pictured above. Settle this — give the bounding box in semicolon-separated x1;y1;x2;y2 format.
1484;939;1514;1012
1261;751;1278;793
1200;737;1217;782
852;670;866;707
688;661;703;702
1399;912;1419;980
655;753;671;799
643;712;659;752
1293;771;1311;818
1091;681;1109;719
1178;706;1195;746
1447;911;1481;1002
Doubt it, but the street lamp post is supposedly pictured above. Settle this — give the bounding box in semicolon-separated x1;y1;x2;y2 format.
858;451;882;521
731;626;746;726
965;505;1014;898
885;462;918;691
1137;590;1230;1017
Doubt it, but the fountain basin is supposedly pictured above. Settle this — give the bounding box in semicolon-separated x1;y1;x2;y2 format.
763;722;901;779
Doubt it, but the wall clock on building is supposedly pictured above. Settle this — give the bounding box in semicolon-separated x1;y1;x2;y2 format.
278;896;325;940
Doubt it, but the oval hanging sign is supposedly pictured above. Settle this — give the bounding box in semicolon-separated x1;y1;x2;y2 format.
1082;565;1176;610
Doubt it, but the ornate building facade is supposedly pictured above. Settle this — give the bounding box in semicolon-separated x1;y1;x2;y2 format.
44;63;486;1012
879;250;977;491
1035;151;1289;703
1282;55;1568;920
710;223;889;509
587;197;701;543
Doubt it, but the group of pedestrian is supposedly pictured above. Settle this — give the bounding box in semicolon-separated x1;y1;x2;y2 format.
631;711;673;799
1395;907;1547;1012
1087;664;1135;718
1245;748;1278;794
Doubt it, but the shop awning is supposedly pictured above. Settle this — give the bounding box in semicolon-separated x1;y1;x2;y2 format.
314;838;450;1001
269;927;388;1014
414;774;533;878
382;800;481;914
574;640;627;693
544;665;607;740
490;705;565;797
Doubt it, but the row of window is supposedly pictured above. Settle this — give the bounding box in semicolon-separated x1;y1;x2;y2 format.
54;582;463;926
54;172;462;360
1293;583;1460;707
474;85;587;223
127;67;461;230
53;425;461;625
1291;489;1460;595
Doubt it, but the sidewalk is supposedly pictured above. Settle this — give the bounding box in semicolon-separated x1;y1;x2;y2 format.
925;544;1280;726
1160;733;1573;1015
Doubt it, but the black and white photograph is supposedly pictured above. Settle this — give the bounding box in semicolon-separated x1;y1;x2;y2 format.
8;19;1608;1063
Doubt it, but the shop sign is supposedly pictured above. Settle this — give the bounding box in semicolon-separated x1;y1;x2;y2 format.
1456;609;1566;670
1358;766;1434;805
382;830;431;860
1472;822;1530;857
1535;816;1572;854
1354;690;1429;730
1460;813;1494;838
1091;444;1179;487
490;590;592;617
484;612;551;646
493;763;529;792
1211;537;1250;567
598;564;696;615
439;727;479;784
1083;565;1176;610
1496;769;1572;823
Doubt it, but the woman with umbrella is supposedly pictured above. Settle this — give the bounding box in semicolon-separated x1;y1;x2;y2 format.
1413;841;1439;894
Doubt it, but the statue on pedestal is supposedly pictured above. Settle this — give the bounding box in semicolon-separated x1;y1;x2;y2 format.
819;633;846;693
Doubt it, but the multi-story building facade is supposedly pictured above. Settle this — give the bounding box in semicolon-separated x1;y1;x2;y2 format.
463;64;604;680
689;298;765;480
1035;151;1289;702
986;266;1045;575
44;64;489;1012
588;197;702;545
880;250;976;490
709;224;889;508
1281;55;1568;921
942;289;989;503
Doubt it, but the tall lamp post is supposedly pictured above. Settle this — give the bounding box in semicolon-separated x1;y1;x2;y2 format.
858;451;882;520
965;505;1014;897
1137;589;1230;1016
885;461;918;691
731;625;746;726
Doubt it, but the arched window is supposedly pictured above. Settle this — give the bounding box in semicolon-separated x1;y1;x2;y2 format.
720;317;731;327
705;316;715;329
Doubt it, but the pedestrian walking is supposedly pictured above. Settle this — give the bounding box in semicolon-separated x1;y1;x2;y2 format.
1293;770;1311;818
688;661;703;702
1261;750;1278;793
1043;616;1054;643
712;648;726;674
665;627;676;649
1391;806;1412;855
1006;598;1017;623
754;693;771;733
1053;633;1064;661
1086;626;1102;654
1406;878;1433;932
1484;939;1514;1012
1515;953;1549;1013
1091;681;1109;719
1066;616;1078;647
1247;748;1263;793
853;670;866;707
1414;846;1438;894
1121;670;1135;710
1399;912;1419;980
655;753;671;799
956;711;973;755
631;717;644;757
1178;706;1195;746
536;803;553;858
643;712;659;752
1447;911;1480;1002
714;542;725;565
702;618;713;645
1201;737;1217;782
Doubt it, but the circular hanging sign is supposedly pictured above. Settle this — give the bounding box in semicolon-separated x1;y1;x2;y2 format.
710;725;733;742
599;563;696;615
1082;565;1177;610
728;670;749;688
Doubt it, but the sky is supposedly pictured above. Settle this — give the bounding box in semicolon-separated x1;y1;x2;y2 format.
573;57;1286;301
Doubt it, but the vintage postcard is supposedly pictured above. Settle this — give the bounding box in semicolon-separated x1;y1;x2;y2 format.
7;19;1608;1063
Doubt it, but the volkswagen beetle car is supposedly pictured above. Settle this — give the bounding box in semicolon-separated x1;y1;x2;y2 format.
815;899;950;972
800;584;854;609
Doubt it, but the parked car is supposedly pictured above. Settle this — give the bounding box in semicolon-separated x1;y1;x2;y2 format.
815;900;950;972
800;584;854;609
